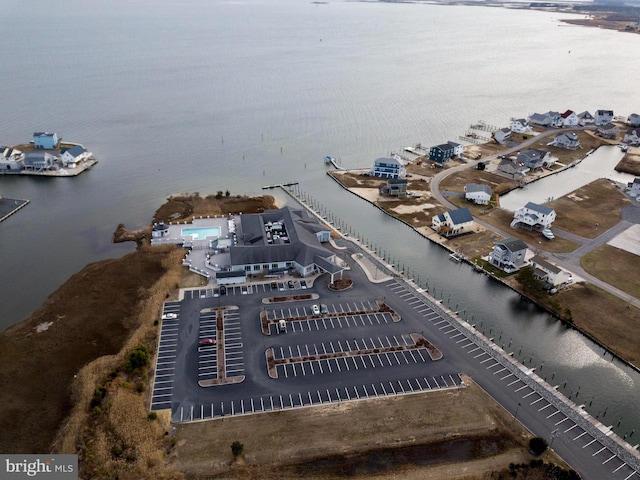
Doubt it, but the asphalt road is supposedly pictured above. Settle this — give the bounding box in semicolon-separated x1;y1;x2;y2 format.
151;239;639;480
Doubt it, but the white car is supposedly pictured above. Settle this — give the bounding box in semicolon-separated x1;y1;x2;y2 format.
311;304;320;315
162;313;178;320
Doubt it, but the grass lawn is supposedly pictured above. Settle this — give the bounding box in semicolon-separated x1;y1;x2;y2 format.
581;244;640;299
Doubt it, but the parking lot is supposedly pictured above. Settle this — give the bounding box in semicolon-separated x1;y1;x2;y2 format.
150;301;181;410
197;308;244;383
183;279;308;300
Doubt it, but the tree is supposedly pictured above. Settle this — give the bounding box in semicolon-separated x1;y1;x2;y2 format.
231;440;244;457
125;344;150;372
225;190;230;197
529;436;548;456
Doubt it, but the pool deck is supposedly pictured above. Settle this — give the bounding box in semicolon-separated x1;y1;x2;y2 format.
0;197;29;223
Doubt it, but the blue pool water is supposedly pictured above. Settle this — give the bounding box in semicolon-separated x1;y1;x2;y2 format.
181;226;221;239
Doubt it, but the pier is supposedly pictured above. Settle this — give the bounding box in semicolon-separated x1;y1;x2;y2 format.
262;182;298;190
0;197;29;223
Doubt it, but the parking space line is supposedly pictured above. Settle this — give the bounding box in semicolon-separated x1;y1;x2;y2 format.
582;438;598;449
574;431;589;441
592;446;607;457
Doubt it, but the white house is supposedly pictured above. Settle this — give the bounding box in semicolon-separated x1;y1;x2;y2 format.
493;127;512;145
447;141;464;157
369;157;406;179
61;145;90;167
550;132;581;150
511;202;556;230
595;109;614;126
577;111;595;126
465;183;491;205
432;207;474;237
530;255;573;287
489;238;528;272
628;113;640;128
510;118;531;133
560;110;579;127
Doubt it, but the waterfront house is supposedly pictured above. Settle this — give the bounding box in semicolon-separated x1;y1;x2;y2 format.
628;178;640;198
432;207;474;237
492;127;512;145
517;149;551;170
0;147;25;172
510;118;532;133
23;151;56;171
496;158;529;179
511;202;556;230
33;132;59;149
464;183;491;205
530;255;573;287
447;141;464;157
370;157;406;179
596;123;620;140
429;143;455;164
380;178;408;198
61;145;90;167
550;132;581;150
489;238;528;272
622;130;640;147
595;109;614;126
151;221;170;238
627;113;640;128
560;110;579;127
577;111;595;126
529;112;552;127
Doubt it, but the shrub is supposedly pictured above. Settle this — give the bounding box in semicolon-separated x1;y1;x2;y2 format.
529;436;548;456
148;412;158;421
135;381;145;393
90;386;107;409
231;440;244;457
124;344;150;372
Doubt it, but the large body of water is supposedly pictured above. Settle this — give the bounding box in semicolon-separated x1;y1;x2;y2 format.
1;0;639;437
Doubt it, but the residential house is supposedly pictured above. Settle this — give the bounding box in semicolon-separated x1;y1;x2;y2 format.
627;113;640;128
33;132;59;149
628;178;640;198
511;202;556;230
496;158;529;179
447;141;464;157
380;178;408;198
550;132;581;150
0;147;25;172
370;157;406;179
61;145;90;167
560;110;579;127
429;143;456;164
23;151;56;170
489;238;528;272
465;183;491;205
529;112;561;128
595;109;614;126
510;118;532;133
622;130;640;147
493;127;512;145
530;255;573;287
596;122;620;140
517;149;551;170
577;111;595;126
432;207;474;237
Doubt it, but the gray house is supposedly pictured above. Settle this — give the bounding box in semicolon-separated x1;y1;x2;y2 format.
493;127;512;145
517;149;551;170
489;238;528;272
380;178;408;198
595;109;614;126
628;113;640;128
551;132;581;150
497;158;529;179
596;123;620;140
577;111;595;125
465;183;491;205
23;151;56;170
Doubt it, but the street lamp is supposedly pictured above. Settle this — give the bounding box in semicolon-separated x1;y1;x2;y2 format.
514;402;521;420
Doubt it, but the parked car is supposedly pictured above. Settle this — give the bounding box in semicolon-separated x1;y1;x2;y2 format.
311;304;320;315
278;319;287;332
162;313;177;320
320;304;328;314
199;338;216;346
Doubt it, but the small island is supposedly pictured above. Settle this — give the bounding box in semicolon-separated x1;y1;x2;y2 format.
0;131;97;176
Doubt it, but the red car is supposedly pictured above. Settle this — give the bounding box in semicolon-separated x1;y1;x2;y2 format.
199;338;217;346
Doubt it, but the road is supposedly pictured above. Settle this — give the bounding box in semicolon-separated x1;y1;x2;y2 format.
429;128;640;308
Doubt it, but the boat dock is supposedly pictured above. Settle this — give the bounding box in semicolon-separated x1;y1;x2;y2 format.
262;182;299;190
0;197;29;223
325;156;347;171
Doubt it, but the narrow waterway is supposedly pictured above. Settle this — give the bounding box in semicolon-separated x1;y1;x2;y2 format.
292;176;640;441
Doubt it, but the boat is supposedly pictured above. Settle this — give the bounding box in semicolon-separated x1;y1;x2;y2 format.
542;228;555;240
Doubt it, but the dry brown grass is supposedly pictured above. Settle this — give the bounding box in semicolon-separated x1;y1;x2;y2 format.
616;152;640;176
581;244;640;299
439;168;518;196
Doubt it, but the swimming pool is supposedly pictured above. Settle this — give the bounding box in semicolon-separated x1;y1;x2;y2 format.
181;226;221;239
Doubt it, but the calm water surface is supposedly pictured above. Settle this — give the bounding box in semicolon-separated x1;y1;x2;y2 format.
1;0;639;435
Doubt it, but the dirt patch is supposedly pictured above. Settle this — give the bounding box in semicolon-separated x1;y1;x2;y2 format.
616;151;640;176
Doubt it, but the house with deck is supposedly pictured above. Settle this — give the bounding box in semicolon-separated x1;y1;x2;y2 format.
489;238;528;272
23;151;56;171
497;158;529;179
33;132;59;149
511;202;556;230
595;109;614;126
510;118;532;133
380;178;408;198
465;183;491;205
61;145;90;167
492;128;512;145
0;147;25;172
530;255;573;287
370;157;406;179
596;123;620;140
432;207;474;237
429;143;456;164
517;149;551;170
550;132;581;150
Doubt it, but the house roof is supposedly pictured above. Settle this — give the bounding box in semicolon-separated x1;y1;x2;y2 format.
66;145;86;158
387;178;408;185
433;143;455;152
531;255;561;274
577;111;593;119
555;132;579;142
448;207;473;225
447;141;461;148
524;201;553;215
33;132;56;137
517;149;548;165
598;123;618;131
465;183;491;195
513;118;528;124
498;158;528;174
596;109;614;116
561;110;575;118
374;156;402;166
496;238;528;252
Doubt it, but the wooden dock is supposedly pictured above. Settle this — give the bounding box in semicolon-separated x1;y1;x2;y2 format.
262;182;298;190
0;197;30;223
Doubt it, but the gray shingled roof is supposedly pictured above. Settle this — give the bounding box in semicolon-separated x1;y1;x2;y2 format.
448;207;473;225
524;202;553;215
466;183;491;194
497;238;528;252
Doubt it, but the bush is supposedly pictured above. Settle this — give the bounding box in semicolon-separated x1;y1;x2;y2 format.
124;344;150;373
529;436;548;456
231;440;244;457
90;386;107;409
135;381;145;393
148;412;158;421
